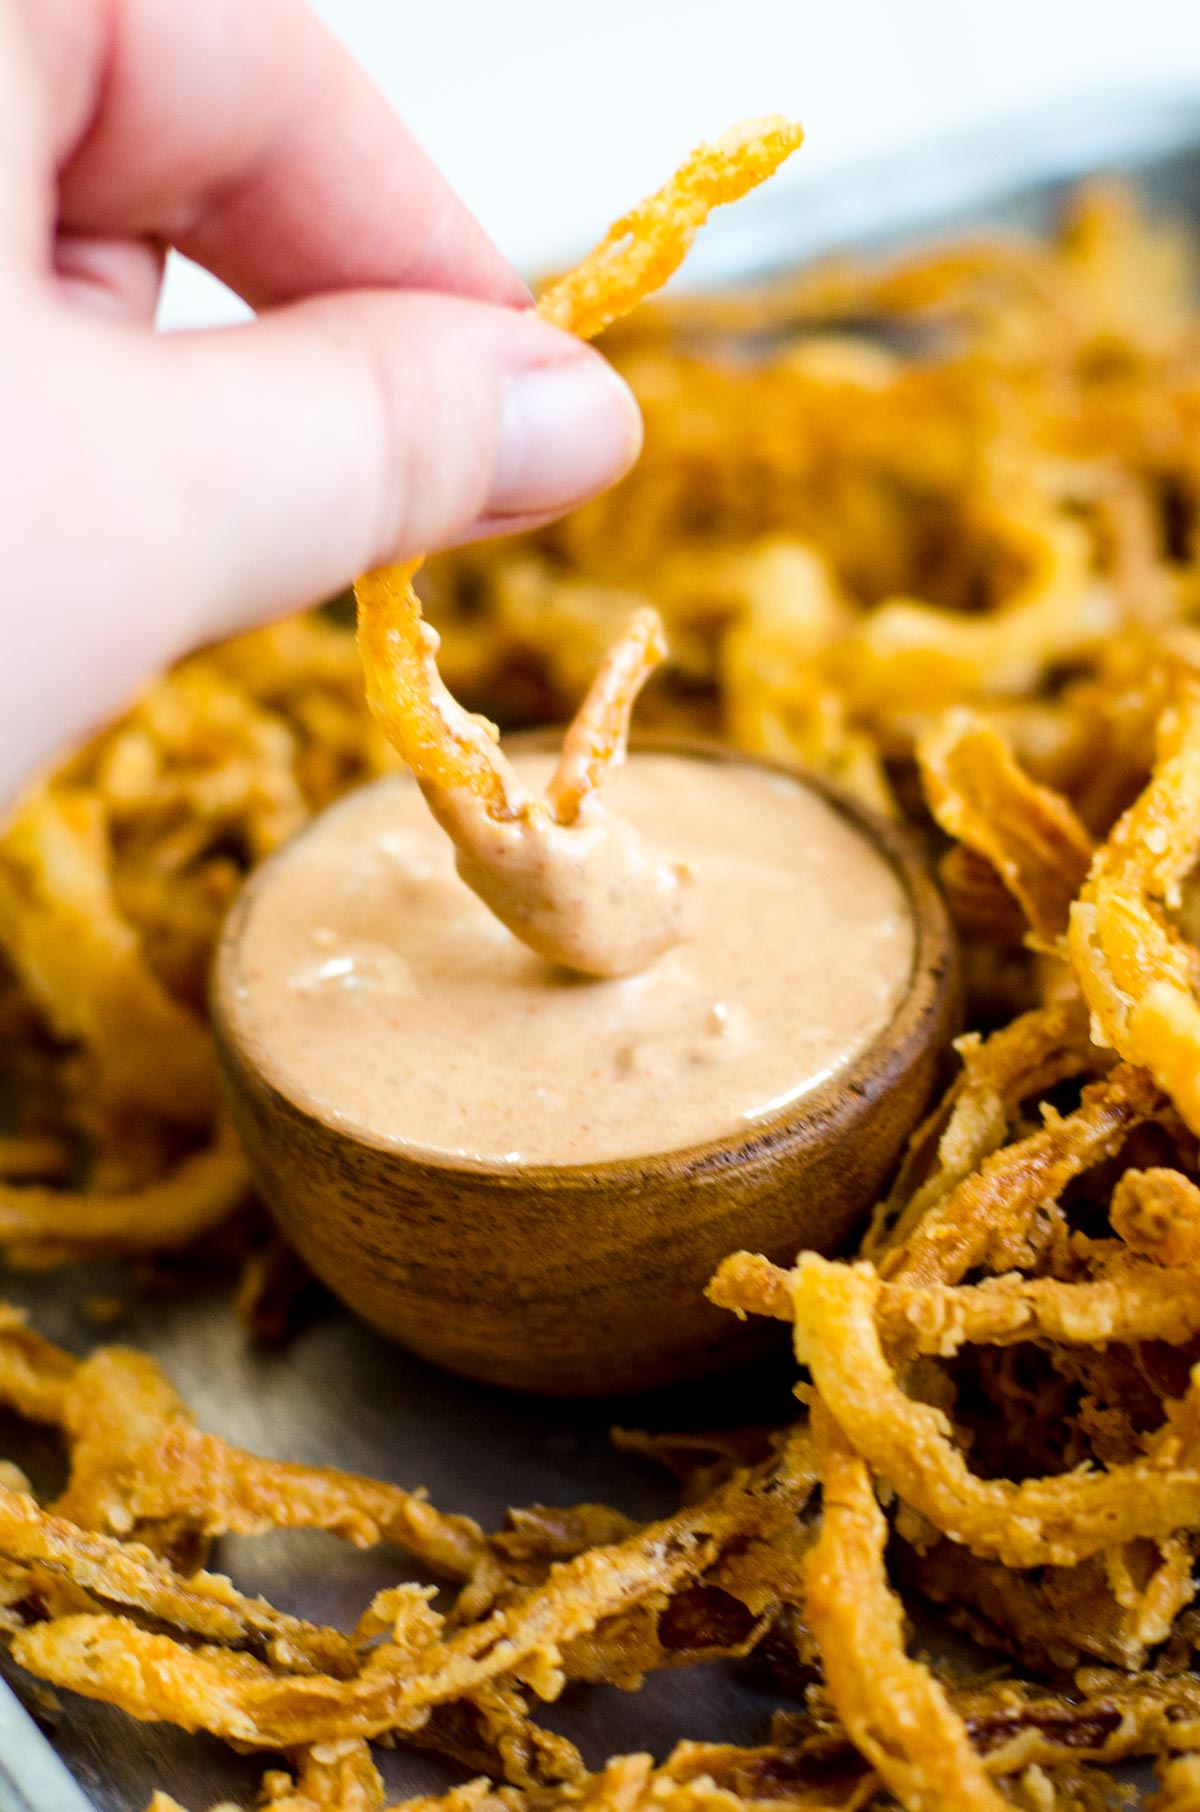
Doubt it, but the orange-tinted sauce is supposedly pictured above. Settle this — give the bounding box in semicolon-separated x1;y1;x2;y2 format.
231;752;913;1166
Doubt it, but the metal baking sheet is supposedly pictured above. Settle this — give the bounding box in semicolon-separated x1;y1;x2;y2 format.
4;85;1200;1812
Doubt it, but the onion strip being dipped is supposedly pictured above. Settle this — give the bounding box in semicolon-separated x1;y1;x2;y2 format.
355;119;802;977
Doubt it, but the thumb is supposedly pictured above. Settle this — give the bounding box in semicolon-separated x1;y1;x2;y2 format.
0;290;642;803
147;289;643;644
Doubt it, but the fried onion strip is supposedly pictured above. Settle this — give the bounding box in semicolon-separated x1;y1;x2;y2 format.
261;1741;385;1812
0;1305;78;1424
793;1254;1200;1567
380;1741;879;1812
537;118;803;341
790;1670;1200;1774
415;1684;586;1788
357;581;690;973
1149;1755;1200;1812
546;608;666;822
880;1062;1162;1286
128;1426;488;1577
951;1674;1200;1772
711;1249;1200;1353
864;992;1100;1261
918;709;1093;941
906;1537;1167;1672
803;1399;1009;1812
0;788;216;1121
835;506;1110;713
13;1432;815;1748
55;1346;486;1576
0;1483;355;1673
356;564;514;813
0;1116;249;1258
1069;685;1200;1132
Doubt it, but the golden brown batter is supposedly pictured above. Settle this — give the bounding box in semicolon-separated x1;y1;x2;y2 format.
231;752;914;1165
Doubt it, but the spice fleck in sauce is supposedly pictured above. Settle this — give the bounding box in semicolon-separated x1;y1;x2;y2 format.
233;752;913;1166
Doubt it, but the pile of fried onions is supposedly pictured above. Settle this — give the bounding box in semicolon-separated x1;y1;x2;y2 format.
4;123;1200;1812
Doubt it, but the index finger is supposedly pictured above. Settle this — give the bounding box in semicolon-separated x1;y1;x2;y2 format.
17;0;529;310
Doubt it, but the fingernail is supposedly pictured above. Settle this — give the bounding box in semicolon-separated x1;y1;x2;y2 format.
486;355;643;519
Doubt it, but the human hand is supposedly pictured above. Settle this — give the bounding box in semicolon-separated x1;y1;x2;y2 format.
0;0;642;801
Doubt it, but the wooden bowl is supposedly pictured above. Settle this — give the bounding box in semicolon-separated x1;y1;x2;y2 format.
212;740;959;1397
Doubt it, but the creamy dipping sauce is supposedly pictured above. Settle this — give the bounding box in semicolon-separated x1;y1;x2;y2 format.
231;752;914;1166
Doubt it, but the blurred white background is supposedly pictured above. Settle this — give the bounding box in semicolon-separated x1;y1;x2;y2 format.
160;0;1200;329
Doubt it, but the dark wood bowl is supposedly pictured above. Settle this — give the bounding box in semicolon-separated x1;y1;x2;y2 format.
212;739;959;1397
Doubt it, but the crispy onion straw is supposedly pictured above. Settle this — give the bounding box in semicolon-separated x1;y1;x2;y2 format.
791;1254;1200;1568
712;1248;1200;1353
0;1116;250;1265
12;1431;816;1748
52;1346;487;1574
804;1400;1009;1812
1069;684;1200;1134
0;1481;357;1673
918;709;1093;942
0;789;217;1122
356;119;801;976
863;993;1100;1262
537;118;804;341
878;1062;1162;1287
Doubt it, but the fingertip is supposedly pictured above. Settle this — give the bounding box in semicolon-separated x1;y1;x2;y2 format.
469;347;643;530
143;291;646;644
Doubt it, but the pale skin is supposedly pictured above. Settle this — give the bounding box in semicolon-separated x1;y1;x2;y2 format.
0;0;643;805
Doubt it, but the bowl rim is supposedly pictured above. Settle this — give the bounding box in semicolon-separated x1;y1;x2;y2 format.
212;731;959;1185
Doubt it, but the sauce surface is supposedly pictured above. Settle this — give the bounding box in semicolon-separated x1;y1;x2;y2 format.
231;752;914;1166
